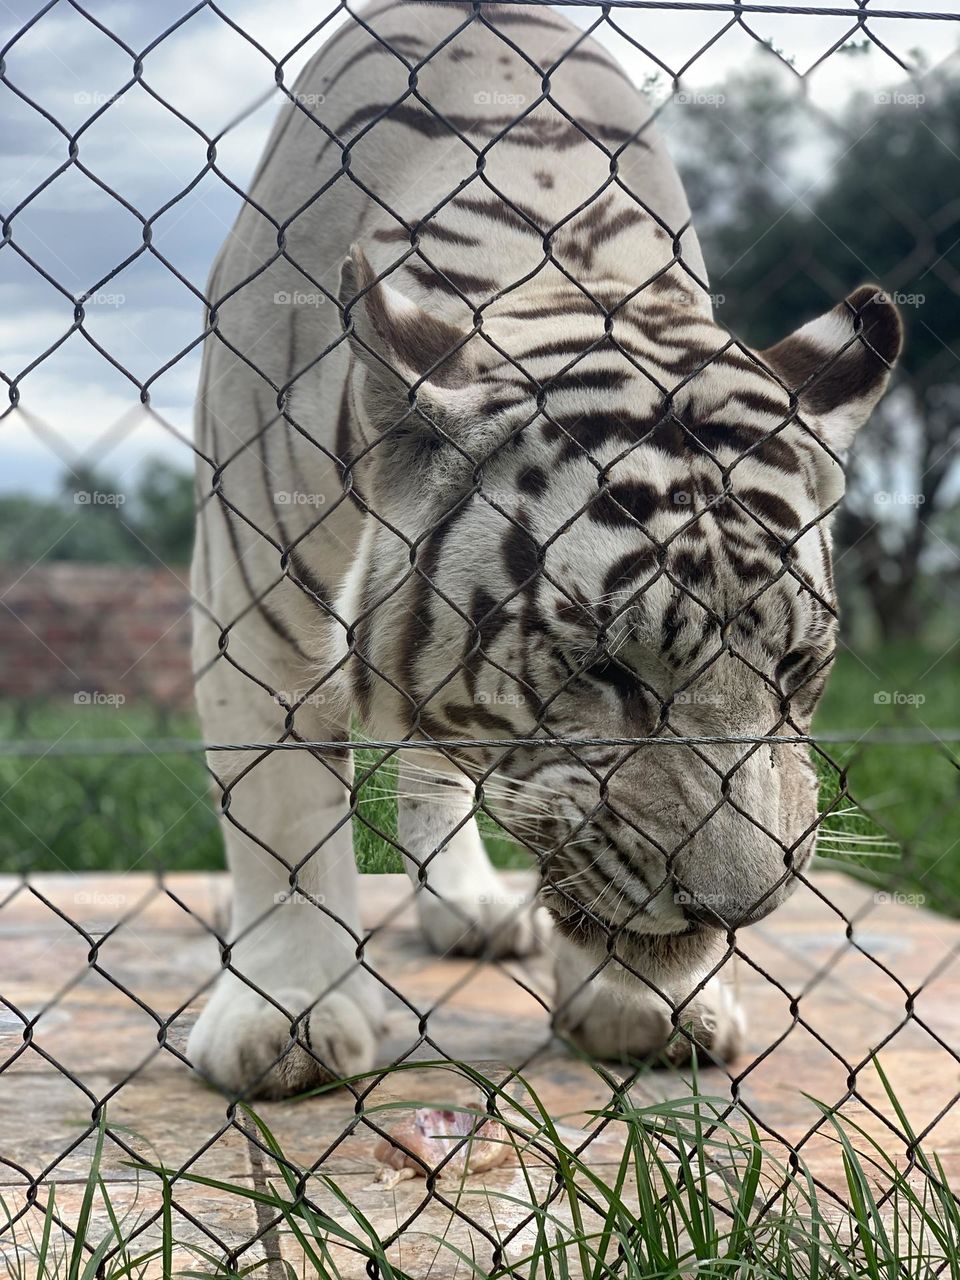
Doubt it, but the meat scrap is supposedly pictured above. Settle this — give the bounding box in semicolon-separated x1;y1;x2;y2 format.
372;1107;512;1187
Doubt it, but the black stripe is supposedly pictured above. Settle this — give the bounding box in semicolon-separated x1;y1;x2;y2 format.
405;262;497;299
399;502;473;716
589;481;658;530
373;220;481;249
503;520;540;589
218;488;311;661
323;101;639;156
572;204;646;271
445;700;516;734
481;365;630;397
352;570;381;721
739;487;800;531
542;410;659;460
337;380;357;475
603;548;659;599
461;585;511;701
412;2;570;33
559;46;634;87
672;547;717;589
318;32;427;102
727;387;793;420
204;364;311;660
518;465;547;498
545;367;629;396
452;192;546;234
514;334;614;363
646;417;801;475
287;547;329;604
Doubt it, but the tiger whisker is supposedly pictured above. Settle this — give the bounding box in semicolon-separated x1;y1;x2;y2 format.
814;846;900;858
397;758;557;804
814;852;901;865
815;832;899;845
373;771;554;813
354;795;546;828
817;846;900;855
554;844;613;891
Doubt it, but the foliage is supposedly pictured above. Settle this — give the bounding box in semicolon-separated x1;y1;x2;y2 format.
673;54;960;644
0;458;194;569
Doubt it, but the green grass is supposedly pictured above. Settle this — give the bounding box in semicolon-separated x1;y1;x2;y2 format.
0;708;521;878
0;645;956;910
0;704;221;876
3;1058;959;1279
811;644;960;915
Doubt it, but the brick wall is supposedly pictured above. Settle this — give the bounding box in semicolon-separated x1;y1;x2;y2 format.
0;563;194;708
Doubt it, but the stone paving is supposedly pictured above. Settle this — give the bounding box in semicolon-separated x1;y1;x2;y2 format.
1;870;959;1276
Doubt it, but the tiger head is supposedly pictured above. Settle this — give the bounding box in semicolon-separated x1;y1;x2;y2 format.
337;248;902;949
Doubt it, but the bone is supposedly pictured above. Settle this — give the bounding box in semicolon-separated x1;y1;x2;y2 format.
372;1107;511;1188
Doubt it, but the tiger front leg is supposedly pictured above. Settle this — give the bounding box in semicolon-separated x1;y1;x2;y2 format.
396;758;548;959
186;758;386;1097
186;654;385;1098
551;930;744;1066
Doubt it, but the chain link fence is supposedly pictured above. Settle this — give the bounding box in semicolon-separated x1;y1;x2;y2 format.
2;0;960;1274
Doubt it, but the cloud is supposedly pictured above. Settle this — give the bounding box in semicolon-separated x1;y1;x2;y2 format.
1;0;950;494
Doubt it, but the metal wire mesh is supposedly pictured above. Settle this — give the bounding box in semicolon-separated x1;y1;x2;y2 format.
2;0;960;1273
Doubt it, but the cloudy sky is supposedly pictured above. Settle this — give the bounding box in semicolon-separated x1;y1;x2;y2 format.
1;0;957;496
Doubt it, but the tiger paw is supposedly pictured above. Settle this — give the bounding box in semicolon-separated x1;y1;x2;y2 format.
187;979;378;1099
551;936;744;1066
416;885;548;959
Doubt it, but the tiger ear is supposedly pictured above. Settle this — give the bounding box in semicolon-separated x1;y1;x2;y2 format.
338;245;480;436
760;285;903;453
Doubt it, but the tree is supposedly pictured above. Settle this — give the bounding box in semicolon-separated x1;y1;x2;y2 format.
132;459;195;566
673;55;960;643
0;458;195;568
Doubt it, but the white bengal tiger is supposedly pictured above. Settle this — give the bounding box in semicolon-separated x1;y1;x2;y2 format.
189;0;902;1097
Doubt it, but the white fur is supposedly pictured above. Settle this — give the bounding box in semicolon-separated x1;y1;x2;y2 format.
188;1;896;1095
